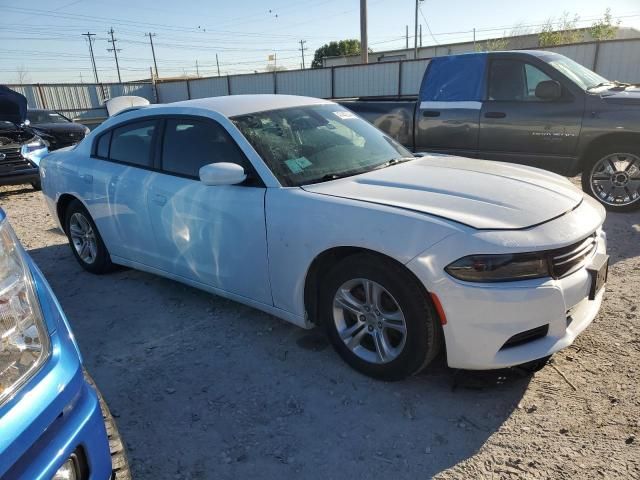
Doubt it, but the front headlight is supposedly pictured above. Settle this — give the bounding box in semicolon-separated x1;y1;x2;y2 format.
445;252;550;282
0;215;50;406
20;137;49;165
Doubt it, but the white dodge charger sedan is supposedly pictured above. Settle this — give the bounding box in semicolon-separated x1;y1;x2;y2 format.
40;94;608;380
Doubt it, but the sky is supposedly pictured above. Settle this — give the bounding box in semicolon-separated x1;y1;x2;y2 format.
1;0;639;84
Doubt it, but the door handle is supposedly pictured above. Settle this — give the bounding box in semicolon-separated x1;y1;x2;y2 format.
81;174;93;184
422;110;441;117
484;111;506;118
152;194;167;206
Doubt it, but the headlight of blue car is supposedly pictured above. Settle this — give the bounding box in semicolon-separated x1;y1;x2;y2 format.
0;215;50;406
20;137;49;165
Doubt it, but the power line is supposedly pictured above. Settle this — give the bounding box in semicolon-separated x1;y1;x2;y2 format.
107;27;122;82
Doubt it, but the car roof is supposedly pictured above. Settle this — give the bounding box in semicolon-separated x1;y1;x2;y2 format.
164;94;334;118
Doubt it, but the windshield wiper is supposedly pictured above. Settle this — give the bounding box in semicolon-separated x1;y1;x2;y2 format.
372;156;415;170
587;80;631;91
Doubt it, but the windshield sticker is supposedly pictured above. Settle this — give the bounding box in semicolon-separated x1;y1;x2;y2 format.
285;157;312;174
334;110;357;120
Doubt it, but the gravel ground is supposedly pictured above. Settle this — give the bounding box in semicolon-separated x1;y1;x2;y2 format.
1;182;639;480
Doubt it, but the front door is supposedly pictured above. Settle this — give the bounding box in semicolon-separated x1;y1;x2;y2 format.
146;116;272;305
479;56;584;174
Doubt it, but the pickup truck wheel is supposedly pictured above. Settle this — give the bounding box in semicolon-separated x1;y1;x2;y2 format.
583;146;640;212
64;200;114;274
321;253;442;381
84;371;132;480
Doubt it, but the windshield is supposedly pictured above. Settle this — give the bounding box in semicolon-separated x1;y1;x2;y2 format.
27;111;70;124
232;104;412;186
546;55;608;90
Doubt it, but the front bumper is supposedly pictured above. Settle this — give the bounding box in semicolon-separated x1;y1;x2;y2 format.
407;196;607;370
0;261;112;480
0;168;40;186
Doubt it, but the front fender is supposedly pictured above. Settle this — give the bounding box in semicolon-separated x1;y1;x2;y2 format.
265;187;462;318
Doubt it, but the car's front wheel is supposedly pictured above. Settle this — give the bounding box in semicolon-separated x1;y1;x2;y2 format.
582;146;640;212
321;253;442;381
64;200;114;274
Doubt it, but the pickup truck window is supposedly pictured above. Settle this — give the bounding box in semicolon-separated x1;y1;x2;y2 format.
421;54;486;102
232;104;411;187
488;59;553;102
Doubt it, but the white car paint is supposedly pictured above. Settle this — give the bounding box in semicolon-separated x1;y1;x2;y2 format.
39;94;607;370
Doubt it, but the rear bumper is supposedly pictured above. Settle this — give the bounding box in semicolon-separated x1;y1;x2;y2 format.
0;168;40;186
0;261;112;480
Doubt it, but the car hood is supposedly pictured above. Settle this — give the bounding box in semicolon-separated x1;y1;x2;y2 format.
0;86;27;124
302;155;583;230
600;85;640;105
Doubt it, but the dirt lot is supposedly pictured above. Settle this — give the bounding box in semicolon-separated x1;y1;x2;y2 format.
1;182;639;479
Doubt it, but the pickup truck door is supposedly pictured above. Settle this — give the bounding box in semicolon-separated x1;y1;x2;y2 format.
414;54;486;156
478;55;584;174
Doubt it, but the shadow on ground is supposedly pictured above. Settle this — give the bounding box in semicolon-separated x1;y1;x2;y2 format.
29;243;532;479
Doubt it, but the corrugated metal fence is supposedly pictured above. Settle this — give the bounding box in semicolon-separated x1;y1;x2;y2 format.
7;38;640;120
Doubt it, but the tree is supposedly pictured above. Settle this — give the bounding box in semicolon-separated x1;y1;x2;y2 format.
589;8;620;41
15;65;30;84
538;12;583;47
311;39;362;68
475;35;509;52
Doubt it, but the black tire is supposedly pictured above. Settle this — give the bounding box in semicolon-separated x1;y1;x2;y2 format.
31;180;42;191
84;371;132;480
320;253;443;381
64;199;114;274
581;144;640;213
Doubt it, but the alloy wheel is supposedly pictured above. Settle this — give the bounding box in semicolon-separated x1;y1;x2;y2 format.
69;212;98;264
332;278;407;364
590;152;640;207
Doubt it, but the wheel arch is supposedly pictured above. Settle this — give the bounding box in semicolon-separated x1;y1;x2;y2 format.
56;193;82;231
303;246;431;326
579;132;640;171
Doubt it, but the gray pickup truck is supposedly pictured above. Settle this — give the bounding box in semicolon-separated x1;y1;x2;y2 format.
342;50;640;212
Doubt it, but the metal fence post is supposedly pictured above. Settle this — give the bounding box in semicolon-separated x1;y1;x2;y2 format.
398;60;403;97
226;75;232;96
37;83;47;109
274;71;278;94
186;79;192;99
593;41;601;73
330;66;335;99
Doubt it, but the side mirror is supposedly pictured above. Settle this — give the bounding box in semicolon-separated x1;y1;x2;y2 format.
199;162;247;186
535;80;562;100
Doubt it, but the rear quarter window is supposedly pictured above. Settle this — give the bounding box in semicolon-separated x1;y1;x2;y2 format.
95;131;111;158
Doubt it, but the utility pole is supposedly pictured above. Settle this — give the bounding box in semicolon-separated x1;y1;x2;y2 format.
360;0;368;63
81;32;99;84
195;60;200;77
414;0;419;59
420;24;423;47
107;27;122;83
473;28;476;50
405;25;409;48
146;32;159;79
299;39;307;69
215;54;220;76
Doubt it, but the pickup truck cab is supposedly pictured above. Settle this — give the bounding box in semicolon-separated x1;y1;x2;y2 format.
342;51;640;212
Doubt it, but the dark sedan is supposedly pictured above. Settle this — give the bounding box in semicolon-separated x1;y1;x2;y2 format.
27;109;90;150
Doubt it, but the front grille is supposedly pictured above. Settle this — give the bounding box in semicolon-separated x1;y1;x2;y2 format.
0;147;34;175
550;234;598;278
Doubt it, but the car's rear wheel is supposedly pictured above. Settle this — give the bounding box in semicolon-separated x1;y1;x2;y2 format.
582;145;640;212
64;200;114;274
320;253;442;381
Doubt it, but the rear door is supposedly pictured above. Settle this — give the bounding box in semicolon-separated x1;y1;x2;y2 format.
414;53;486;156
146;116;272;304
479;54;584;173
88;119;161;267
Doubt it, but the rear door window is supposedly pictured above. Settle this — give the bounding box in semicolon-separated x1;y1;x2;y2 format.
420;54;487;102
161;118;249;178
109;120;157;167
